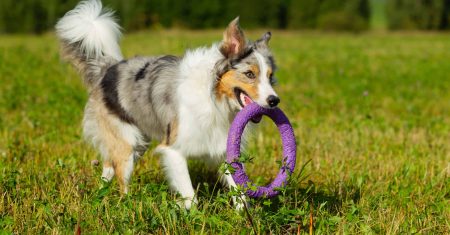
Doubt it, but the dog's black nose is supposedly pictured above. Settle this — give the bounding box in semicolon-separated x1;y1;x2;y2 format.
267;95;280;107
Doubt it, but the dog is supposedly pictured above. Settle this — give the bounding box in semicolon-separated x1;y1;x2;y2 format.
56;0;280;209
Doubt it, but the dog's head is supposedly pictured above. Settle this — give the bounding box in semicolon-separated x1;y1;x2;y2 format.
215;17;279;111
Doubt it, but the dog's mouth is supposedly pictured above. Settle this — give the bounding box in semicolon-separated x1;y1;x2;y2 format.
234;88;254;108
234;88;262;123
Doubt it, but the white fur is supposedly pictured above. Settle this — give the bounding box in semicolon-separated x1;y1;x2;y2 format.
157;146;198;209
173;45;232;159
101;167;115;181
121;154;135;193
254;51;278;107
82;104;108;159
55;0;123;61
109;117;146;147
156;45;247;209
221;169;248;210
83;105;145;159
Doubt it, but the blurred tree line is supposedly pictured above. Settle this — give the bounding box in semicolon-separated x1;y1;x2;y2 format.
386;0;450;30
0;0;370;33
0;0;449;34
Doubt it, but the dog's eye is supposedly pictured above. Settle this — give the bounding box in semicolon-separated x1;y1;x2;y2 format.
244;71;256;79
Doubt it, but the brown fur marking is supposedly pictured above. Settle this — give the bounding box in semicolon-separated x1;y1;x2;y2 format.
90;89;134;193
162;119;178;145
215;70;260;101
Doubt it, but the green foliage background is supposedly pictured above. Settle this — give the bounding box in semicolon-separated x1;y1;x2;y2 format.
289;0;371;31
0;0;372;33
3;0;450;33
386;0;450;30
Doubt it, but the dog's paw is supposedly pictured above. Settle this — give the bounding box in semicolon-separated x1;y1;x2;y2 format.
177;196;198;210
101;167;115;182
233;195;250;211
234;201;246;211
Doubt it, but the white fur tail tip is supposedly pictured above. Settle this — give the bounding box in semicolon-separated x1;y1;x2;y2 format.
56;0;123;61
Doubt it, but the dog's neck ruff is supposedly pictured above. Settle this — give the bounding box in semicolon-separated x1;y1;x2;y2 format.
172;44;236;160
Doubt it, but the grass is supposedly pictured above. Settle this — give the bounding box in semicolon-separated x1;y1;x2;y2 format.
1;30;449;234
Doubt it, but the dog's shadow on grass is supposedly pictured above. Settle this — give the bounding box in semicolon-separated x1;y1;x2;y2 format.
263;180;362;215
188;160;362;215
188;161;224;197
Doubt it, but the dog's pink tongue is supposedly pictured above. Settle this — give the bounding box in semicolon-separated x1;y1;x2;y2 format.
244;96;253;106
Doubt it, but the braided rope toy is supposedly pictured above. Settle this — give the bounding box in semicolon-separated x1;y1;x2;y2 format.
226;102;297;198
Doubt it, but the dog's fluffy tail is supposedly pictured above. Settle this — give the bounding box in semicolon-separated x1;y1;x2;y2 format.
56;0;122;88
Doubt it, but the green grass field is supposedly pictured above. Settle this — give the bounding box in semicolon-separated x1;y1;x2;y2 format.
1;30;449;234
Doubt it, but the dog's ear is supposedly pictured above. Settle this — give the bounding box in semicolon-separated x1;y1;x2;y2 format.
255;31;271;48
220;17;246;58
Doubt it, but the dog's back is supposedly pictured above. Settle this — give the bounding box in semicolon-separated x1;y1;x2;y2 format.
99;55;180;140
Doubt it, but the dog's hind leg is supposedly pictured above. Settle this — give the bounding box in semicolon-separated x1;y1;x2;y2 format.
96;120;140;193
112;151;135;194
101;119;144;194
156;146;197;209
83;97;144;194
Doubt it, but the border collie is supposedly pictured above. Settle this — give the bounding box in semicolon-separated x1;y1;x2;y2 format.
56;0;280;209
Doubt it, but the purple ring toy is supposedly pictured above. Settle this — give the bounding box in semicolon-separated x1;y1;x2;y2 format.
226;102;297;198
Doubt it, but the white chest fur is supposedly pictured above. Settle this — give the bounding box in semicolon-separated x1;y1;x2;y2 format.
172;45;232;160
174;105;230;158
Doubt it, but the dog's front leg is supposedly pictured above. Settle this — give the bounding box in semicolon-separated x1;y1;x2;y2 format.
221;169;249;211
157;146;197;209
